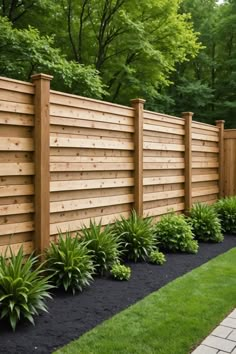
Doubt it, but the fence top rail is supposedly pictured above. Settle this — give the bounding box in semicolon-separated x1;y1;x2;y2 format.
0;76;34;94
50;90;134;113
224;129;236;139
0;76;34;87
192;119;219;132
144;109;185;124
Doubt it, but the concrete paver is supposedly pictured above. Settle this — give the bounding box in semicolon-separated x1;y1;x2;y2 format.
191;309;236;354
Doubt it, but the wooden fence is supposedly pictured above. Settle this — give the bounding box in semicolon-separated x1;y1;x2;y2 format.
224;130;236;196
0;74;230;256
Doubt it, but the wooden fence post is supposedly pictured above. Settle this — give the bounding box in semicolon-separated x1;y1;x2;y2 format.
31;73;52;255
130;98;145;217
216;120;225;198
182;112;193;214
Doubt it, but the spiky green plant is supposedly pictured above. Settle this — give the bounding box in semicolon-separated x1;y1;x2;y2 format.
189;203;223;242
112;210;156;262
148;250;166;265
110;263;131;281
214;196;236;233
45;232;94;293
78;220;121;275
154;213;198;254
0;247;52;331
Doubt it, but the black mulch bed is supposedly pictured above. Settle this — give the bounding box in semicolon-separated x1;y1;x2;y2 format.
0;235;236;354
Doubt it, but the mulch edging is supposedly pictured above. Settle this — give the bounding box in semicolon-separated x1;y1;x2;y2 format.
0;234;235;354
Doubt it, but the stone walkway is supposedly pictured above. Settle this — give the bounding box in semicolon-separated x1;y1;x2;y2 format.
192;309;236;354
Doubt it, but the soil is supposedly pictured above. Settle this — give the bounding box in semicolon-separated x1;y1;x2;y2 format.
0;234;235;354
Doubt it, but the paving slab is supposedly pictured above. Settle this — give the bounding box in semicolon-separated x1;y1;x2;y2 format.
202;335;236;352
229;310;236;319
221;318;236;329
211;325;233;339
228;330;236;342
192;344;218;354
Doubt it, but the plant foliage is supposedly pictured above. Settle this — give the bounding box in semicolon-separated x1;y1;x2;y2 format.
189;203;223;243
148;250;166;265
78;221;121;275
214;197;236;234
0;247;52;331
110;263;131;281
45;232;94;294
154;213;198;254
112;210;156;262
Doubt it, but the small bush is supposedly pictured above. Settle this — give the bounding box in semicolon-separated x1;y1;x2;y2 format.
45;232;94;294
214;196;236;233
112;210;156;262
78;220;120;275
148;250;166;265
154;213;198;254
0;247;52;331
110;263;131;281
189;203;223;243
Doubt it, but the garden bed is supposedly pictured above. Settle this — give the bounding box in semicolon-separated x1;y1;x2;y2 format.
1;234;236;354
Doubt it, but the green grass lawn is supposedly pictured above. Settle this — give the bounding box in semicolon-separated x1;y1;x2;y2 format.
55;248;236;354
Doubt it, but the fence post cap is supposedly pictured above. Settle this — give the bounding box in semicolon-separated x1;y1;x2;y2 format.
181;112;194;118
130;98;146;105
215;120;225;125
31;73;53;81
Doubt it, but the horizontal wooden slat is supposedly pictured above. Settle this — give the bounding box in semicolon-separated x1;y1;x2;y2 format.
0;137;33;151
50;156;133;163
144;203;185;217
50;211;130;235
0;89;33;104
143;157;184;163
192;121;219;132
144;162;184;170
0;241;33;256
0;112;34;126
0;221;34;236
224;130;236;139
143;142;185;151
144;123;184;135
50;194;134;213
0;77;34;94
50;137;134;150
144;110;184;125
50;162;133;172
192;132;219;142
144;189;185;202
0;203;34;215
192;145;219;153
0;184;34;196
0;163;34;176
192;174;219;182
50;178;134;192
192;186;219;197
144;176;185;185
50;91;134;117
0;100;34;114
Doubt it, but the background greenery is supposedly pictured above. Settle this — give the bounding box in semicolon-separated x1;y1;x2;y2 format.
0;0;235;127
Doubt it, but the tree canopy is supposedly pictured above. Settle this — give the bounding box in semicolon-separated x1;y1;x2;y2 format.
0;0;235;127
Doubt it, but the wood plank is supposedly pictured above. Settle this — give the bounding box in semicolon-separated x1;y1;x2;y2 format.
192;161;219;168
0;203;34;215
0;184;34;197
50;91;134;117
50;116;134;133
0;112;34;126
144;189;185;202
50;194;134;213
50;178;134;192
144;175;185;185
182;112;193;213
0;100;34;114
192;121;219;132
50;211;130;235
144;162;184;170
143;157;184;163
50;126;132;140
0;241;33;257
192;145;219;153
0;77;34;94
192;132;219;142
50;137;134;150
50;156;133;163
143;142;185;151
0;137;33;151
224;130;236;139
143;110;184;125
144;202;185;217
192;174;219;182
50;162;134;172
192;186;219;197
0;221;34;236
0;163;34;176
143;123;184;135
0;89;33;104
216;120;224;197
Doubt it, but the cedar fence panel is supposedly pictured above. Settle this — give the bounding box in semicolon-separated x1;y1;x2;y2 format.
0;74;234;256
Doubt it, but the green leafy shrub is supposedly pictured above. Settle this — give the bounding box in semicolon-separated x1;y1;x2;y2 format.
154;213;198;254
148;250;166;265
112;210;156;262
78;220;121;275
0;247;52;331
214;196;236;233
45;232;94;294
189;203;223;242
110;263;131;281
